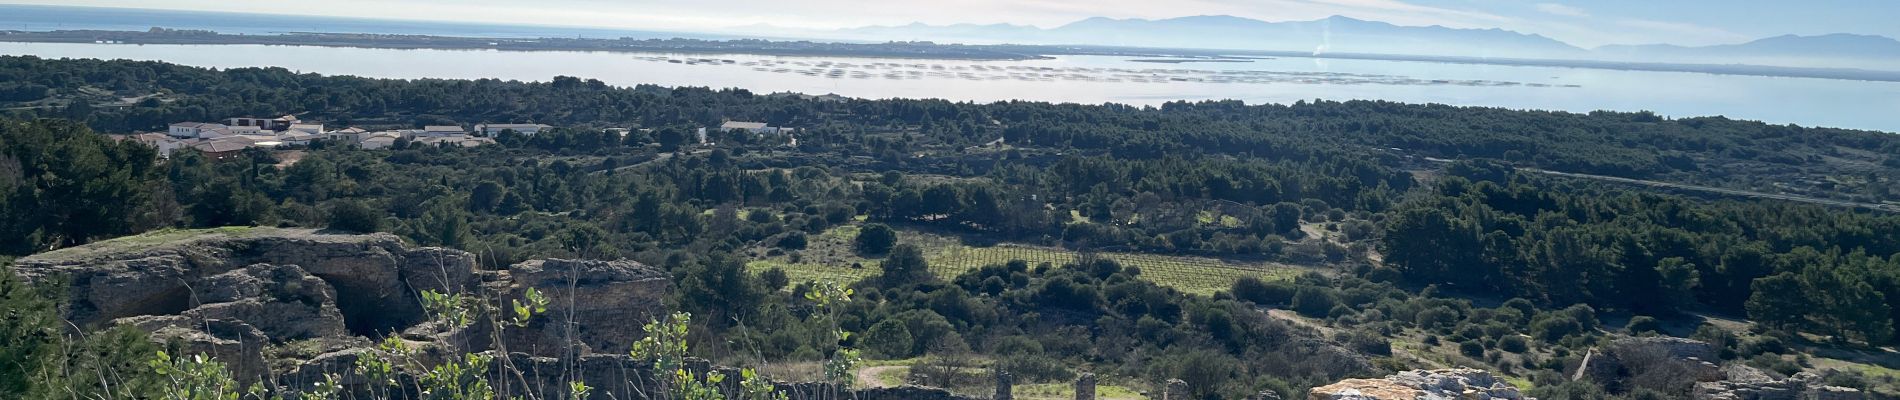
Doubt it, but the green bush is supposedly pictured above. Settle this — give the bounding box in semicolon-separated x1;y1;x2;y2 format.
1458;341;1486;358
862;319;914;359
1292;287;1338;317
776;231;808;250
1498;335;1530;353
326;199;382;233
1626;316;1662;335
1230;276;1295;306
856;223;897;255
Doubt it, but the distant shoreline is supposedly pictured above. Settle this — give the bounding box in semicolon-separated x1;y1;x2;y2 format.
0;29;1056;61
3;29;1899;83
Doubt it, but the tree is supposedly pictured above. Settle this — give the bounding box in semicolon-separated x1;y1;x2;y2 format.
861;319;914;359
657;128;688;152
879;244;932;288
468;181;506;213
412;199;471;248
673;254;764;326
326;199;382;233
856;223;896;255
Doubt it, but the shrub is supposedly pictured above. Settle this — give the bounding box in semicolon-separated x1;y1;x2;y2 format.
326;199;382;233
1533;315;1585;341
1417;306;1459;331
1292;287;1338;317
1459;341;1486;358
776;231;808;250
1499;335;1530;353
1343;331;1392;356
760;268;790;291
1230;277;1295;306
1626;316;1662;335
856;223;897;255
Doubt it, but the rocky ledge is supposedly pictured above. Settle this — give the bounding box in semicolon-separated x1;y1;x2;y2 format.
1307;369;1532;400
10;227;671;389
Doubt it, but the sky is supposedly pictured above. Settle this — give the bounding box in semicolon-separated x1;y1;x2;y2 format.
16;0;1900;48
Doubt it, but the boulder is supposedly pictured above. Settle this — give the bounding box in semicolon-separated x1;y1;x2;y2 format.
500;258;670;356
147;319;272;382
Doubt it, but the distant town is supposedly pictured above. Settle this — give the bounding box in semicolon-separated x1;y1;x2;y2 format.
122;114;793;160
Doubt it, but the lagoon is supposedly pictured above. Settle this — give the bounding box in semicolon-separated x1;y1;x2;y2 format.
3;42;1896;133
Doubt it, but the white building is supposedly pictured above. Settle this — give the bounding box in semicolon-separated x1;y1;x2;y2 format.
326;127;369;143
719;121;779;134
281;133;323;146
360;135;399;150
286;124;325;135
414;135;497;148
191;138;250;160
421;126;465;136
226;115;299;131
195;127;235;140
474;123;551;136
225;125;265;135
130;133;189;158
168;122;228;139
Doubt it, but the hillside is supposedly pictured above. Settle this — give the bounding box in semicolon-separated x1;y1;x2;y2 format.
0;56;1897;399
1597;33;1900;69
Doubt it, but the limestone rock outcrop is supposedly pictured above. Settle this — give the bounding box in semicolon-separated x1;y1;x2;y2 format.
11;227;991;400
13;228;476;337
1307;369;1533;400
1693;370;1864;400
496;258;671;356
9;227;671;390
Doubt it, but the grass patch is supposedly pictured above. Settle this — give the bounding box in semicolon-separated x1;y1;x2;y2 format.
1015;382;1147;400
748;224;1301;295
25;226;264;262
1502;376;1535;391
875;366;908;387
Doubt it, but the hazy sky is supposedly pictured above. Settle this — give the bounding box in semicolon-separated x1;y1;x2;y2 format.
23;0;1900;48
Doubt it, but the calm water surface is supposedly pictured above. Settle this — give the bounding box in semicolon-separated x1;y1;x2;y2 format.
3;42;1896;133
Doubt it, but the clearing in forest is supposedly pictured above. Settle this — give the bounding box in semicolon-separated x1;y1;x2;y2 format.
745;223;1303;295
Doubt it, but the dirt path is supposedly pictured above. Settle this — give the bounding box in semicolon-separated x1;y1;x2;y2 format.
1267;309;1448;369
855;366;906;388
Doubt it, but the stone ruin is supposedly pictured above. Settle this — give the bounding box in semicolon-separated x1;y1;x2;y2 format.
1075;372;1096;400
1164;378;1190;400
1306;368;1533;400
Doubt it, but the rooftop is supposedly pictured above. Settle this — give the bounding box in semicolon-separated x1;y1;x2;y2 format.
721;121;770;130
192;139;249;153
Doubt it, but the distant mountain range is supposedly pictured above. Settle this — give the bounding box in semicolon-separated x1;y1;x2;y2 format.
747;15;1900;70
813;15;1590;59
1596;34;1900;69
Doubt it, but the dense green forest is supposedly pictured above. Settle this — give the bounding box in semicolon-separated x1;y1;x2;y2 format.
2;55;1900;399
